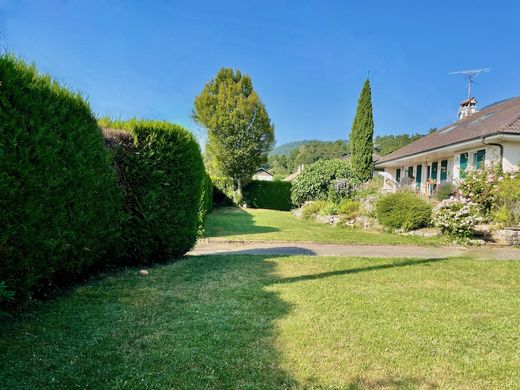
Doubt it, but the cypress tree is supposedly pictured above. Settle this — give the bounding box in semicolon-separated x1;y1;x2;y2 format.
349;78;374;182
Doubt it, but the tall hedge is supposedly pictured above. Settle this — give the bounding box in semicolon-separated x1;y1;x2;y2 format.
243;181;293;210
0;55;123;303
103;120;205;262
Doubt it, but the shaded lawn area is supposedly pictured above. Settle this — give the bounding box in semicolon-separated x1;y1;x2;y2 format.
205;207;445;246
2;255;520;389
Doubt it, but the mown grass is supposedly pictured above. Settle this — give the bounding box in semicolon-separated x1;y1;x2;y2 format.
205;207;445;246
2;255;519;389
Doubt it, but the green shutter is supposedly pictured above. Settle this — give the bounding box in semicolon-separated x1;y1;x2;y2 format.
431;162;438;181
460;153;468;178
396;168;401;182
440;160;448;183
416;164;422;189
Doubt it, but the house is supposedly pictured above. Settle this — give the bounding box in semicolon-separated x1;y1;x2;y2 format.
253;168;274;181
282;164;305;182
375;97;520;195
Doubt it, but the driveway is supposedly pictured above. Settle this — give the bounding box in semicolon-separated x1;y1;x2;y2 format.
189;240;520;260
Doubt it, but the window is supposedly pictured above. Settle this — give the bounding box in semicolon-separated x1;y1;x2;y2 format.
460;153;468;178
396;168;401;182
431;162;438;181
416;164;422;189
407;166;414;178
440;160;448;183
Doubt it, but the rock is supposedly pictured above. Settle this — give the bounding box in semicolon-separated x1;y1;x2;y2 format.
138;269;149;276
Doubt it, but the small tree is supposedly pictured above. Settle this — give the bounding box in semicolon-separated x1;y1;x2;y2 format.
349;79;374;182
194;68;275;196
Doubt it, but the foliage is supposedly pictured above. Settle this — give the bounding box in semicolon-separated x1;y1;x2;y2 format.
301;200;331;220
270;140;316;155
353;175;383;199
458;165;501;215
349;79;374;182
104;120;205;263
193;68;275;190
243;181;293;211
319;202;338;216
327;178;357;203
432;197;482;239
198;173;213;236
374;133;426;156
212;176;235;207
0;281;15;304
0;54;123;304
375;191;432;231
435;183;456;201
291;159;359;206
337;199;362;219
493;172;520;226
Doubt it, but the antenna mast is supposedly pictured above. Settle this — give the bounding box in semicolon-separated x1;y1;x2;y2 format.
448;68;491;98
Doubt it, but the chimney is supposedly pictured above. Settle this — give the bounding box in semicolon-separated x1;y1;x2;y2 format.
458;97;478;120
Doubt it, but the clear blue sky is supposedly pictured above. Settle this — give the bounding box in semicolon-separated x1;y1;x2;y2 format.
1;1;519;146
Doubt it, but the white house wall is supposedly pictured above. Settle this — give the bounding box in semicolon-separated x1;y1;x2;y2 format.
503;142;520;172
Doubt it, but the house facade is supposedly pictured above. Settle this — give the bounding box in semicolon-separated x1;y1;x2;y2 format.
375;97;520;195
253;168;274;181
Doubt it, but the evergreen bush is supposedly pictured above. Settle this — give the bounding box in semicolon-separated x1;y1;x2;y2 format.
375;190;432;231
0;54;123;304
243;181;293;210
103;120;205;263
291;159;359;206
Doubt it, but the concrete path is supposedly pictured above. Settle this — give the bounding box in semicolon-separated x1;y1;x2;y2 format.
189;240;520;260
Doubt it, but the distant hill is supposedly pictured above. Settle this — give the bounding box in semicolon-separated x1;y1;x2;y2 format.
270;140;317;156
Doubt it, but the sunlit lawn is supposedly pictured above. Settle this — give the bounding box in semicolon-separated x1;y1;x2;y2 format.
2;255;519;389
205;207;445;246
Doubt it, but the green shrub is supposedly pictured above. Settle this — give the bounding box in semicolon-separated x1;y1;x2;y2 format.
103;120;205;263
493;173;520;226
337;199;362;219
198;173;213;236
0;54;123;304
327;178;357;203
301;200;330;220
212;176;235;207
243;181;293;210
435;183;456;201
375;191;432;231
319;202;338;216
353;175;383;199
291;159;359;206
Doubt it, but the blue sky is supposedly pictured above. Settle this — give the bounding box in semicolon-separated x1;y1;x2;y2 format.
1;1;519;146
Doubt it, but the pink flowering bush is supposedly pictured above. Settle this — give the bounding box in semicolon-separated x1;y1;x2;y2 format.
432;196;482;239
458;165;501;215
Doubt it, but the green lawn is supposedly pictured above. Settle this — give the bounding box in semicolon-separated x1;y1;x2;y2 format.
205;207;445;246
2;255;519;389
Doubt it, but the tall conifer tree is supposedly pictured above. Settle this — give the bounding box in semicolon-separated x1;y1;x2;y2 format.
349;79;374;181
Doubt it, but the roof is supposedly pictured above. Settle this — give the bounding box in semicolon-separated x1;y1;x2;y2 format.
255;168;273;176
377;97;520;164
282;171;301;181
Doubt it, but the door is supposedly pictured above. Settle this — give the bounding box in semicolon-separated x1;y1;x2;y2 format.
396;168;401;182
460;153;468;178
431;162;438;181
440;160;448;183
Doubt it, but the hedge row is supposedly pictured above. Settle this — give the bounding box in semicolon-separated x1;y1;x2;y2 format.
243;181;293;211
103;121;205;262
0;55;206;307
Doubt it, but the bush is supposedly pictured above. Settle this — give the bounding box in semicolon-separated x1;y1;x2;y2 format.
436;183;456;201
375;191;432;231
432;197;482;239
103;120;205;263
493;173;520;226
243;181;293;210
319;202;338;216
301;200;330;220
198;173;213;235
0;55;123;304
327;178;357;204
458;165;501;215
353;175;384;199
337;199;362;219
291;159;359;206
212;176;235;207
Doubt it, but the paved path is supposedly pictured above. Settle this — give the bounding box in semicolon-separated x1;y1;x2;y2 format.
189;240;520;260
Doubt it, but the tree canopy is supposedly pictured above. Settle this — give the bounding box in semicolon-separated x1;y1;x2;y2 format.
193;68;274;190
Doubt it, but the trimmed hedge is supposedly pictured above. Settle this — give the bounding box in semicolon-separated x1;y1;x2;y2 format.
375;190;432;231
0;55;123;303
212;176;235;207
243;180;293;211
103;121;205;263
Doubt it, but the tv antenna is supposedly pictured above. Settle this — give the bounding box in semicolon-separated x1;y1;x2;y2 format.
448;68;491;98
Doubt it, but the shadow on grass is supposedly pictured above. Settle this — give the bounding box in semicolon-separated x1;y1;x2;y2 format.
277;257;447;284
0;255;297;388
204;207;279;237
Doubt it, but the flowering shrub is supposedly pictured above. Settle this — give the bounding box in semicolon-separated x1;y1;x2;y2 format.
327;178;357;203
432;197;482;238
493;172;520;226
458;165;501;215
